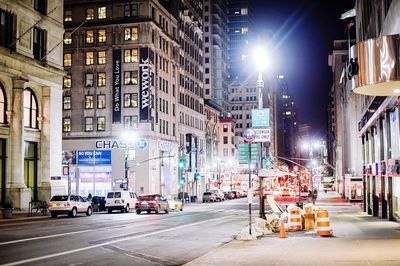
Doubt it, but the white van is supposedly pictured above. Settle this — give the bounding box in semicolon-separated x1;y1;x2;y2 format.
106;191;137;213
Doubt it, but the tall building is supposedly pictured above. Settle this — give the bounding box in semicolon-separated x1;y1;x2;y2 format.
63;0;180;196
228;0;252;81
0;0;64;209
276;75;297;162
203;0;230;114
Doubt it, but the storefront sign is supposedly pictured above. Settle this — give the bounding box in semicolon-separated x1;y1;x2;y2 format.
77;150;111;165
252;128;271;142
139;47;151;122
251;108;270;128
95;139;127;149
112;49;122;123
158;140;173;152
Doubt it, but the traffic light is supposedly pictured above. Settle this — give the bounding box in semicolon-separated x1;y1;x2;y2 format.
178;159;185;170
180;176;185;185
194;172;200;181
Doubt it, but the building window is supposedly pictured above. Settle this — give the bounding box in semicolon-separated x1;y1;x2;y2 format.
124;48;138;63
64;10;72;22
63;76;71;88
223;124;228;132
98;7;106;19
124;71;138;85
223;136;228;144
123;115;138;129
223;148;228;157
97;116;106;131
63;53;72;66
85;73;93;87
97;51;106;64
97;94;106;109
124;4;138;17
86;30;94;44
0;9;14;50
64;33;72;45
63;96;71;110
85;95;94;109
34;0;47;15
86;8;94;20
84;117;93;131
63;117;71;132
0;84;7;124
23;89;38;129
98;29;106;43
85;51;94;65
97;73;106;86
124;27;138;41
33;27;46;61
124;93;138;108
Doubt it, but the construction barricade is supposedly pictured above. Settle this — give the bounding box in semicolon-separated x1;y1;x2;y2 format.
315;209;332;236
289;206;302;231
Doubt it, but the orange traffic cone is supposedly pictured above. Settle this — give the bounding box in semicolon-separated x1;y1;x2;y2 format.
279;222;287;238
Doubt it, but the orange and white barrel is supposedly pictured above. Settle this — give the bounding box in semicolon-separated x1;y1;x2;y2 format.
315;209;332;236
289;207;302;231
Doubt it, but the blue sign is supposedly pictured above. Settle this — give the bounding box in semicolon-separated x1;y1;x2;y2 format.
243;129;256;142
77;150;111;165
252;108;270;128
137;138;149;150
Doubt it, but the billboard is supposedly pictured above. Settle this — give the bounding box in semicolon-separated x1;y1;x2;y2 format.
139;47;151;122
77;150;112;165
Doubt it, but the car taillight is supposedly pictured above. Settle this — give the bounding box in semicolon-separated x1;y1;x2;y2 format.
149;200;157;204
135;201;140;206
64;202;70;207
48;203;53;207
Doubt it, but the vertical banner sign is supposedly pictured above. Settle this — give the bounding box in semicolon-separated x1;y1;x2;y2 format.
139;47;150;122
112;49;122;123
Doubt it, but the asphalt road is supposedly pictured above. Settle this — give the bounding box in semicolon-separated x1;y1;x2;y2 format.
0;198;264;266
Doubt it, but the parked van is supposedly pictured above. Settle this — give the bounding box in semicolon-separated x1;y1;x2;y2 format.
106;191;137;213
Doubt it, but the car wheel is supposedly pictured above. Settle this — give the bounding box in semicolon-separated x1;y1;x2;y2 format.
165;206;170;214
136;210;141;214
86;207;92;216
147;210;151;214
125;204;130;213
50;212;57;218
180;207;183;211
107;209;112;214
156;205;161;214
69;208;77;218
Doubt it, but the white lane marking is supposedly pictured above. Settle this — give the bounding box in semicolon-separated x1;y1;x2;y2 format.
1;215;237;266
0;224;123;246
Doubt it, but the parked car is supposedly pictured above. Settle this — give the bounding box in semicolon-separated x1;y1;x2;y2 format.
210;190;225;201
166;195;183;211
48;195;92;218
106;191;137;213
135;194;170;214
91;196;106;212
202;192;217;202
224;191;235;200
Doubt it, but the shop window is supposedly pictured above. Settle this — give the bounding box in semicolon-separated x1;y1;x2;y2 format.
124;71;138;85
85;30;94;44
84;117;93;131
123;93;138;108
63;53;72;66
86;8;94;20
85;51;94;65
63;76;71;88
97;94;106;109
85;73;93;87
97;51;106;64
98;7;106;19
124;48;138;63
24;89;38;129
64;32;72;45
124;27;138;41
97;116;106;131
98;29;106;43
0;84;7;124
63;96;71;110
85;95;94;109
63;117;71;132
124;4;138;17
34;0;47;15
0;9;14;50
97;73;106;86
33;27;46;61
64;9;72;22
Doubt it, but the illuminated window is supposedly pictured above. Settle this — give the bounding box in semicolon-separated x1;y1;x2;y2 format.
124;27;138;41
97;116;106;131
98;29;106;43
64;10;72;22
97;94;106;109
85;95;94;109
97;51;106;64
242;27;248;34
85;73;93;87
124;49;138;63
97;73;106;86
86;8;94;20
63;76;71;88
98;7;106;19
241;8;248;15
124;71;138;85
84;117;93;131
63;53;72;66
85;52;94;65
63;118;71;132
63;96;71;110
123;93;138;108
86;30;94;44
23;89;38;129
64;33;72;45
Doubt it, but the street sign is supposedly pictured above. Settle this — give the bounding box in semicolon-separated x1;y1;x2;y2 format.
252;108;270;128
243;129;256;143
239;143;259;164
137;138;149;150
252;128;271;142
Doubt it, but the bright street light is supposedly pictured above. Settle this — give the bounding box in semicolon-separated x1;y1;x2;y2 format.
253;46;272;72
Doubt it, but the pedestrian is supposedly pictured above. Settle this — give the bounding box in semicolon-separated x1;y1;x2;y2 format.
307;190;313;203
312;189;317;204
88;193;92;201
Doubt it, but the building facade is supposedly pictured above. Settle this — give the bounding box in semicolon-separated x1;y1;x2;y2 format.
0;0;64;209
63;0;180;196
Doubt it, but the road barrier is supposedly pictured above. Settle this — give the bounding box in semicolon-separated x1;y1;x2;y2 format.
289;207;302;231
316;209;332;236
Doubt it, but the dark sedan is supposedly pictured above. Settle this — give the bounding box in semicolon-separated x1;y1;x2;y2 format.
135;194;170;214
91;196;106;212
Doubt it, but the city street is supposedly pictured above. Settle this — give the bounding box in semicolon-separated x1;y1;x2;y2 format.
0;199;259;266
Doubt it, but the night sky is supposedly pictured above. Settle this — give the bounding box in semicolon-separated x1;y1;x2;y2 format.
252;0;355;138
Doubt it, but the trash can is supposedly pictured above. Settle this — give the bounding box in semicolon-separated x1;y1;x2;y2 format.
295;201;303;209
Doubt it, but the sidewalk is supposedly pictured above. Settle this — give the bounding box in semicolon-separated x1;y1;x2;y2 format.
186;191;400;266
0;210;49;223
